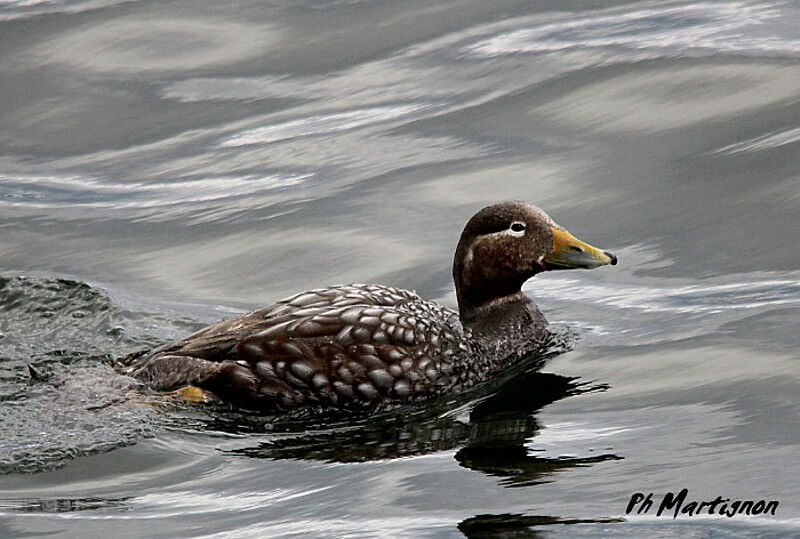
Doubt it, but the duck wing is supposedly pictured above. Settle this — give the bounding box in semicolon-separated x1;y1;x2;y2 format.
119;285;464;411
120;284;434;364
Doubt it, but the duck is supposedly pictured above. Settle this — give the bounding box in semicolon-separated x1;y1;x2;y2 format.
116;201;617;414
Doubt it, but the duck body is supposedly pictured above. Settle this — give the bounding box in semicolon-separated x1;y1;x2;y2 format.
119;284;547;412
118;201;615;413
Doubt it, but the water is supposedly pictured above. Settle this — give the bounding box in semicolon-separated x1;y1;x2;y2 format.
1;0;799;536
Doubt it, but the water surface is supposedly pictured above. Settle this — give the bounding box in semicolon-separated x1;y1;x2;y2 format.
1;0;799;536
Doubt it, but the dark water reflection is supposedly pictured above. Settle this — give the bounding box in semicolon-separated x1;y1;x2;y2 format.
1;0;799;537
227;371;617;474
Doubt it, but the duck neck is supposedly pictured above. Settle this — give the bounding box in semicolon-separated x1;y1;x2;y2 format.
456;283;529;324
452;230;544;328
455;283;548;366
452;239;530;323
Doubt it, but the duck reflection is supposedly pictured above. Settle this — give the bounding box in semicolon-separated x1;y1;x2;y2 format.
457;512;623;538
453;372;620;487
223;365;620;485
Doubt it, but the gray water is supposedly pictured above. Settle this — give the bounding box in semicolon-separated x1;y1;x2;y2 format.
1;0;799;537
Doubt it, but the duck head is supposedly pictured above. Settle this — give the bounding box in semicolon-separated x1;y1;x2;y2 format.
452;201;617;321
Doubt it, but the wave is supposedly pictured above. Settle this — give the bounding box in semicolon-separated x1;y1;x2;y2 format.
465;2;800;58
0;173;311;210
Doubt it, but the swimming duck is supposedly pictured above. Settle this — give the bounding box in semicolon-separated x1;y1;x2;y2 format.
117;201;616;413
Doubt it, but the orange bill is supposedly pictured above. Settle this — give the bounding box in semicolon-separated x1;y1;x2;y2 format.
543;227;617;269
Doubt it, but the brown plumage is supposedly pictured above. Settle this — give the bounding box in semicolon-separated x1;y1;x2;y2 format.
117;201;617;414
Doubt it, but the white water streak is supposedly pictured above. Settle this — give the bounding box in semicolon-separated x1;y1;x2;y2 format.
715;126;800;154
466;2;800;58
218;104;431;148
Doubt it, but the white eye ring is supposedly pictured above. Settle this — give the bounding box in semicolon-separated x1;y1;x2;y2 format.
508;221;526;236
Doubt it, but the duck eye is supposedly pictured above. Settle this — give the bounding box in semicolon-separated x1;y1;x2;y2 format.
510;222;526;232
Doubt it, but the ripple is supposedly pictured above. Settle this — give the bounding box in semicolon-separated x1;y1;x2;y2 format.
532;63;800;133
528;248;800;344
0;0;134;21
128;485;332;518
0;0;57;6
535;275;800;315
0;275;221;474
464;2;800;58
0;173;311;210
0;365;154;475
218;103;435;147
715;126;800;154
212;516;455;538
33;15;278;72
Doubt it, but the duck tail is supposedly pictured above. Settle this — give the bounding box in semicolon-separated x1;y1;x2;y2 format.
28;363;45;381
